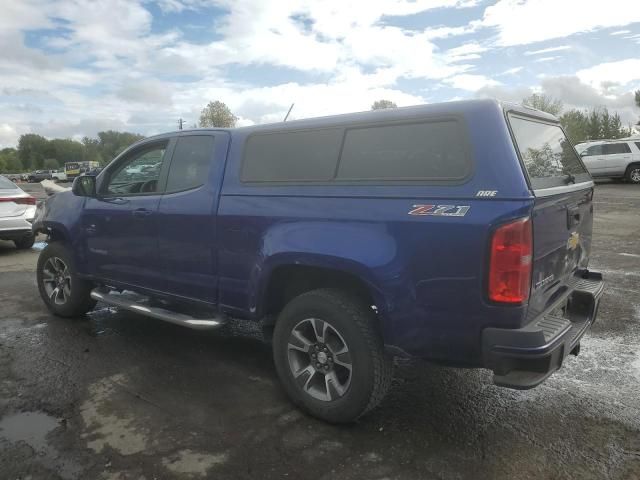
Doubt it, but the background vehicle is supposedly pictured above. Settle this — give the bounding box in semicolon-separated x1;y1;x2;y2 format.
575;139;640;183
52;170;67;182
0;175;37;249
28;170;55;183
65;161;100;181
33;100;603;422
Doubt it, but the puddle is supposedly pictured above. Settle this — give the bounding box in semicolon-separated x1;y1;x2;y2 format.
0;411;59;452
0;411;84;479
32;241;48;251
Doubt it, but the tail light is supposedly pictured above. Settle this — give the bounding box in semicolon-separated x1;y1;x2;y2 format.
488;217;532;304
0;196;37;205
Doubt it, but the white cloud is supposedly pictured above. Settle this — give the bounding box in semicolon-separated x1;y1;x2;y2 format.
524;45;571;56
610;30;631;36
445;74;501;91
498;66;523;76
477;75;640;125
577;59;640;89
482;0;640;46
534;56;561;63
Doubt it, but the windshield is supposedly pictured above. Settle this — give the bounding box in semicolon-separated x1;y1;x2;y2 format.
508;114;591;190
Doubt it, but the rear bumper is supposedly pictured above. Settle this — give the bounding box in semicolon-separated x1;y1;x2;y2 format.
0;209;36;240
482;270;604;389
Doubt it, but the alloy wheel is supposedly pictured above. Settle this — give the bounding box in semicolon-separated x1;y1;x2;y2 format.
41;257;71;305
287;318;353;402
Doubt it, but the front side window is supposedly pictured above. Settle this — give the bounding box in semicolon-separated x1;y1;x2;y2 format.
509;115;590;190
166;135;215;192
603;143;631;155
105;142;168;195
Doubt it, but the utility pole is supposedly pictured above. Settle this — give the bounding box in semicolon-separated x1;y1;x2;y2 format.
178;118;184;130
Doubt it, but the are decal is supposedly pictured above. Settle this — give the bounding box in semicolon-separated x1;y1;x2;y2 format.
408;204;470;217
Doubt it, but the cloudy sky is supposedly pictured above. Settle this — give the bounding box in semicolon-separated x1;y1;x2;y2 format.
1;0;640;147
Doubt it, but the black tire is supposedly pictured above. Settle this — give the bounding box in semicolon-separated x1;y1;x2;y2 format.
37;242;96;317
273;288;392;423
625;165;640;184
14;234;35;250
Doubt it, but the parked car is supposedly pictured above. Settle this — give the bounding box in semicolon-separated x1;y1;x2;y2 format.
52;170;68;182
32;99;604;422
28;170;55;183
574;139;640;183
0;175;37;249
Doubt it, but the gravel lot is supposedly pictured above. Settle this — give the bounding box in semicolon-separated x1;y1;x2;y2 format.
1;182;639;479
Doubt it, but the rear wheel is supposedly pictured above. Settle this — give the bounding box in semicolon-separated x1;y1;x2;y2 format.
625;165;640;184
273;288;392;423
37;242;96;317
14;234;35;250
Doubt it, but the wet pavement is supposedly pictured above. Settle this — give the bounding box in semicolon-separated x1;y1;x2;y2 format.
1;182;640;479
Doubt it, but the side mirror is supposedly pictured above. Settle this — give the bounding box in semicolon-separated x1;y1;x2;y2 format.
72;175;97;197
580;151;587;157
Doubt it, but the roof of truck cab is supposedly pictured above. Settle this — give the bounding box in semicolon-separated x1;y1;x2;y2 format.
143;98;559;142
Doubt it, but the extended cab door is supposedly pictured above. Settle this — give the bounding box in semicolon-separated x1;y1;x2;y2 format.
508;114;594;317
155;132;229;304
82;138;174;291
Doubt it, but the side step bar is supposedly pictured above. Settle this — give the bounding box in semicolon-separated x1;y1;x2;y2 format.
90;289;226;331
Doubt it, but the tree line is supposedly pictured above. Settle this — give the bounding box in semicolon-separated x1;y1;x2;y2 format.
0;131;145;173
522;92;639;144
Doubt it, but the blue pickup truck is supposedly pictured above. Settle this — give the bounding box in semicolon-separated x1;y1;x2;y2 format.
33;99;604;422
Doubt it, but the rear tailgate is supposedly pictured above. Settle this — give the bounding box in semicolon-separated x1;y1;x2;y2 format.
508;113;594;316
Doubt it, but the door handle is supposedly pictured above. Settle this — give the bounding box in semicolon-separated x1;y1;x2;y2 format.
132;208;153;217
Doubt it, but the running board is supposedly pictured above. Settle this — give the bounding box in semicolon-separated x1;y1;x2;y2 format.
90;289;226;331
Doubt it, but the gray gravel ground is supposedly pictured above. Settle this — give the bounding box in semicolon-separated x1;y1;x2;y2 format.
1;182;639;479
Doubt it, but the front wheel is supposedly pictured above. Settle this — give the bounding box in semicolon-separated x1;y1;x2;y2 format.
37;242;96;317
273;289;392;423
626;165;640;184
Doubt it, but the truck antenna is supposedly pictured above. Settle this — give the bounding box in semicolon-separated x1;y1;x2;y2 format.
283;103;295;122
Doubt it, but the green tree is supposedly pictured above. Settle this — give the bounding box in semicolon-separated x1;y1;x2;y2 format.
49;138;84;167
96;131;144;163
522;93;563;116
17;134;49;170
0;148;22;172
371;99;398;110
559;109;588;144
43;158;59;170
635;90;640;108
198;101;237;128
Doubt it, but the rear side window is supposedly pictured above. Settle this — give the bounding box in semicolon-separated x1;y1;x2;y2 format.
242;120;470;183
337;121;469;180
508;115;590;190
583;145;602;156
603;143;631;155
636;142;640;151
166;135;215;191
242;129;343;182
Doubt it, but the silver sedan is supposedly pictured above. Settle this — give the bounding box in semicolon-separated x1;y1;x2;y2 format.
0;175;37;249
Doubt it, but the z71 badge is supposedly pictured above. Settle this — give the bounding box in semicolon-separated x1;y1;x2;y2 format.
408;205;470;217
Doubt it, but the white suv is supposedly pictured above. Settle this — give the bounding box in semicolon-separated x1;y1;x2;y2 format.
575;139;640;183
